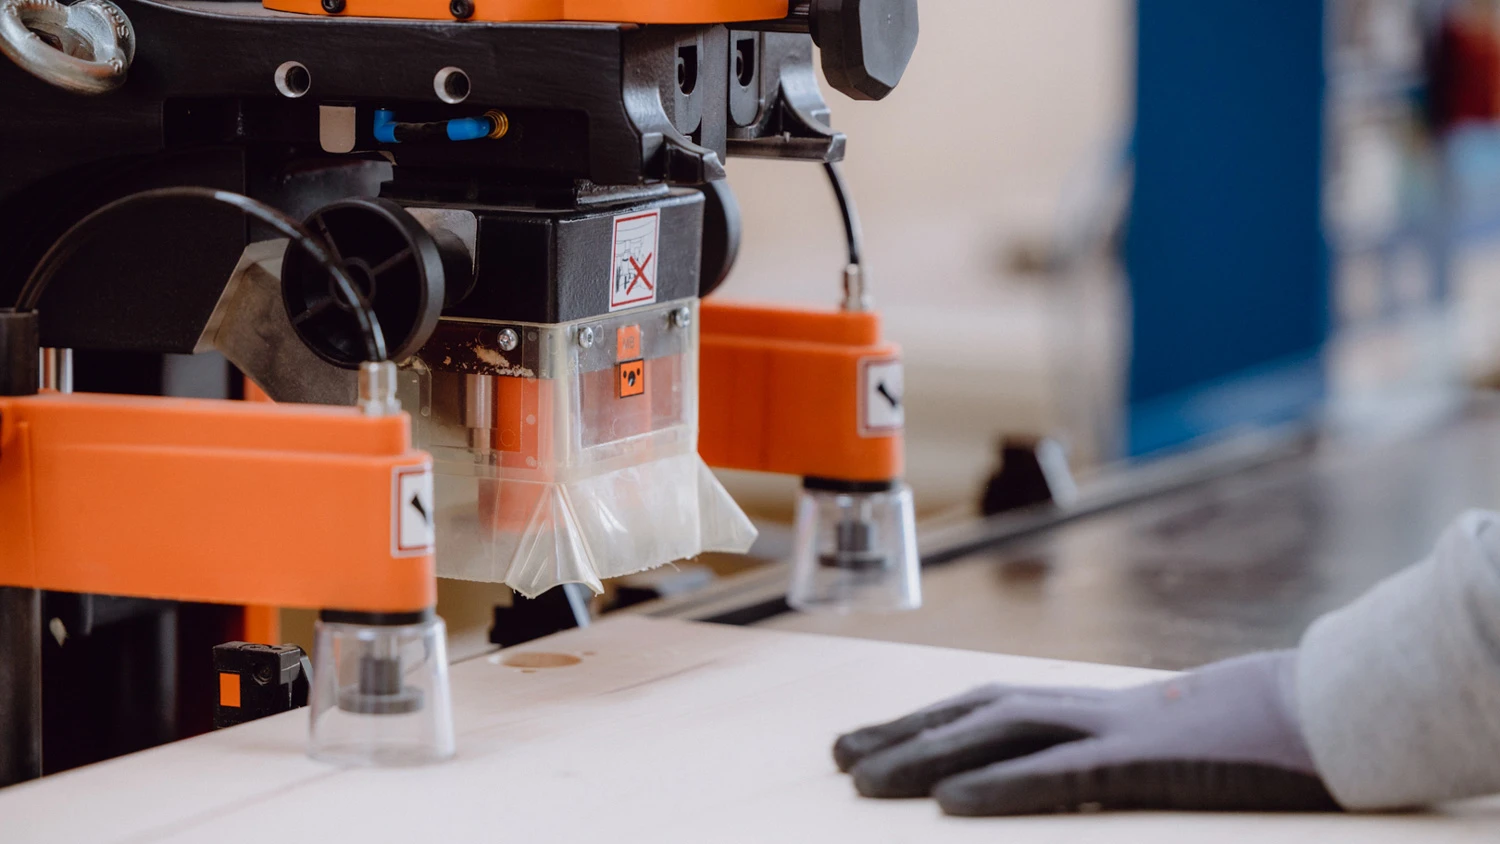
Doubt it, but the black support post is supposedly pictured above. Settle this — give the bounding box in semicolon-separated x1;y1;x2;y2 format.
0;308;41;787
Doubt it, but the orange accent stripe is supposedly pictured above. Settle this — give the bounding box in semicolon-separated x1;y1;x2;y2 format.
219;672;241;708
243;379;273;404
243;606;281;645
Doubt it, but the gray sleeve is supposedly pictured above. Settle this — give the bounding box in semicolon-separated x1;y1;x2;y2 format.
1296;509;1500;809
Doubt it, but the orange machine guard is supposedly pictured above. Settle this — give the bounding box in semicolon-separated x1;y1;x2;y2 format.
0;393;436;614
699;300;904;483
240;375;283;643
261;0;787;24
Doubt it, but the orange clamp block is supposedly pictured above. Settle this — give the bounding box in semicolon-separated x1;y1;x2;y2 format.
699;300;904;483
0;393;436;614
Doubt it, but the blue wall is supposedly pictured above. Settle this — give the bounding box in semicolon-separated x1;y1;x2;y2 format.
1126;0;1330;455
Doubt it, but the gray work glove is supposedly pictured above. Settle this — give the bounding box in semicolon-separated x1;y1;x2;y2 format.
833;651;1340;815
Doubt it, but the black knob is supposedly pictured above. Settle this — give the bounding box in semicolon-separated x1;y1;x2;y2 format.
811;0;919;102
980;436;1075;517
281;197;446;368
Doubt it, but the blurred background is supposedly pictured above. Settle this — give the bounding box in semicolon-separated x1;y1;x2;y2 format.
711;0;1500;517
624;0;1500;664
720;0;1130;516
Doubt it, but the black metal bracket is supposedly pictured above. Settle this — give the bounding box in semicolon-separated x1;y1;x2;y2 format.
212;642;311;729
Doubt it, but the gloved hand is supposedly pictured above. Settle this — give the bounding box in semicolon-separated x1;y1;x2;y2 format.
833;651;1341;816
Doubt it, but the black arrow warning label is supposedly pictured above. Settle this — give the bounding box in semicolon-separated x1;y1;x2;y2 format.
394;466;436;556
860;357;905;436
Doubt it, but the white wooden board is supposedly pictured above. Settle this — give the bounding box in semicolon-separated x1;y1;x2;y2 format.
1;617;1496;843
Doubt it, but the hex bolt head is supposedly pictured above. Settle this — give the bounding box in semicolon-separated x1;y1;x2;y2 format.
670;306;693;329
497;328;520;352
577;326;596;349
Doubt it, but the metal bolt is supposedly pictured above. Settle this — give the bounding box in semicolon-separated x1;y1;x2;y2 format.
842;263;874;312
577;326;596;349
497;328;519;352
320;0;344;13
358;360;401;417
254;664;273;684
449;0;473;19
40;347;72;393
670;306;693;329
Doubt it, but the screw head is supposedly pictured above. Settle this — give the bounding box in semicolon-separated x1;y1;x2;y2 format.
449;0;473;19
577;326;596;349
670;306;693;329
497;328;519;352
320;0;345;13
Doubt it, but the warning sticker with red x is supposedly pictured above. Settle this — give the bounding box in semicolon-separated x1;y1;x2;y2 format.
609;210;660;312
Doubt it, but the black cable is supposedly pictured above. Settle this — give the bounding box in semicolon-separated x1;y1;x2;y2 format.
15;186;388;362
824;161;864;268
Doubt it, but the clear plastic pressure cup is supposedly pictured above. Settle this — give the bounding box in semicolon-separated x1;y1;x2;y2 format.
787;480;921;613
308;615;455;766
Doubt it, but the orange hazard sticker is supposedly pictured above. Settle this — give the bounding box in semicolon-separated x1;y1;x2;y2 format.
619;360;646;398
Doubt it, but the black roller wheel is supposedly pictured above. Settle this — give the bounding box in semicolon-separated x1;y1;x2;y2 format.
282;197;446;367
698;179;742;298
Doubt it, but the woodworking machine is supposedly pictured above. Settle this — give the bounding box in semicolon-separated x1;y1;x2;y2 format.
0;0;919;783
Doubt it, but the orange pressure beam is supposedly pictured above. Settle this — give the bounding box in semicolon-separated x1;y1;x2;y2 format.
0;393;436;614
699;300;904;483
261;0;788;24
